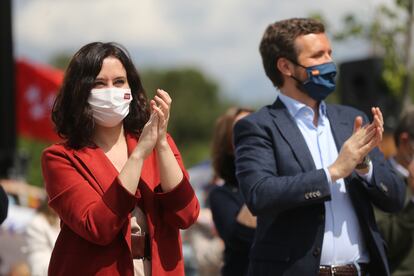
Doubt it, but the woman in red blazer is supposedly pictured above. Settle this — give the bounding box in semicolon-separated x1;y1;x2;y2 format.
41;42;199;276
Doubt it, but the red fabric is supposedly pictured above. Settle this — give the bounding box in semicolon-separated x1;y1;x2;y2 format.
41;134;200;276
16;60;63;142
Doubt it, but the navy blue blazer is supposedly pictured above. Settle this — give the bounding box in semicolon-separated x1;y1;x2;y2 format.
234;99;405;276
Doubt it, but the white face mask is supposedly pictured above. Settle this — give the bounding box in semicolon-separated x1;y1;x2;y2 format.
88;87;132;127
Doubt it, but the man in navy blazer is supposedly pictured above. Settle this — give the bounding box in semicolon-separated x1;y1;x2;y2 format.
234;18;405;276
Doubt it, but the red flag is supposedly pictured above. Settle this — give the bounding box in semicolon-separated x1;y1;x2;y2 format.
16;60;63;142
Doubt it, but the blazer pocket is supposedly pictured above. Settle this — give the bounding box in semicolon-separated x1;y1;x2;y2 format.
250;242;290;262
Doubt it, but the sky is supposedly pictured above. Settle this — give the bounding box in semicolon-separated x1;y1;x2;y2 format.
12;0;395;106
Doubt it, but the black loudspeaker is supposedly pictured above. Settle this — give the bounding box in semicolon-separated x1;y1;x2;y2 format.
339;57;398;130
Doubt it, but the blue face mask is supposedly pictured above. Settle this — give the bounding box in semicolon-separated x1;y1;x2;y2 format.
291;62;337;101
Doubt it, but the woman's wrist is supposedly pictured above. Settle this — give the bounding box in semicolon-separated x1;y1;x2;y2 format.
130;147;147;161
156;138;169;151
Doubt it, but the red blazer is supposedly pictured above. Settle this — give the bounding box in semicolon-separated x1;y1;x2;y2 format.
41;134;200;276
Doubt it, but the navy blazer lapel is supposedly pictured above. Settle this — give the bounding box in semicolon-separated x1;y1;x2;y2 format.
269;98;316;171
326;105;351;151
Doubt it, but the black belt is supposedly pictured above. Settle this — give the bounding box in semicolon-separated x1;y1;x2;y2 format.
319;263;368;276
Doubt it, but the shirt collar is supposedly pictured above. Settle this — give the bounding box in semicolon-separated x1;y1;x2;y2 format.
278;93;327;119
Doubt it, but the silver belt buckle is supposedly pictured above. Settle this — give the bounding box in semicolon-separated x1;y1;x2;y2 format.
331;264;339;276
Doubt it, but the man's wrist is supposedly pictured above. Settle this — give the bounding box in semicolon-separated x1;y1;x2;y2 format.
356;155;371;170
328;165;342;182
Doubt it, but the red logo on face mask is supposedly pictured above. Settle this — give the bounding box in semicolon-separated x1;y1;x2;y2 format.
124;93;131;100
311;69;320;76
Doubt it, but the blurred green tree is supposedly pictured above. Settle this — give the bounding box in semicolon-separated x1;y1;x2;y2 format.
49;52;71;70
141;68;228;166
313;0;414;111
17;137;48;187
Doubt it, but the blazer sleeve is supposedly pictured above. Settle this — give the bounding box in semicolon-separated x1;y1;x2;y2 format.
234;116;331;216
352;112;406;213
42;145;139;246
209;186;254;250
153;134;200;229
0;184;8;224
355;147;406;213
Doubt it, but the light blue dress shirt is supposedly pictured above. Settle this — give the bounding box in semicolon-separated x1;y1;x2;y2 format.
278;93;370;265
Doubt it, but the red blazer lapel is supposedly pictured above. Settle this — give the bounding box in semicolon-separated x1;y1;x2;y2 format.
125;133;137;157
72;146;119;195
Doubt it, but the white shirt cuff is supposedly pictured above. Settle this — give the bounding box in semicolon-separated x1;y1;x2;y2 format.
323;162;373;184
323;168;333;185
355;161;373;183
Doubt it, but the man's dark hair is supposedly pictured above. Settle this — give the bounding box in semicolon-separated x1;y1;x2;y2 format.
52;42;150;149
394;108;414;147
259;18;325;88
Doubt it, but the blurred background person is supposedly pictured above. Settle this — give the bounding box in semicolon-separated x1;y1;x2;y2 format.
183;208;224;276
375;108;414;276
182;164;224;276
23;199;59;276
41;42;199;276
7;261;30;276
0;185;8;224
209;107;256;276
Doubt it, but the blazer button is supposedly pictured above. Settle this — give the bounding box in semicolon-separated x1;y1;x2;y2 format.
380;182;389;193
313;247;321;257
